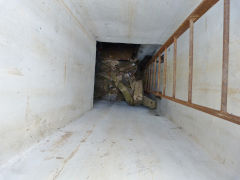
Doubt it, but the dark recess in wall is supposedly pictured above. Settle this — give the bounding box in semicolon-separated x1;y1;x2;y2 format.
94;42;160;109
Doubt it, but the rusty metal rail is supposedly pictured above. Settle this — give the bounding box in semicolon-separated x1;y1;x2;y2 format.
144;0;240;125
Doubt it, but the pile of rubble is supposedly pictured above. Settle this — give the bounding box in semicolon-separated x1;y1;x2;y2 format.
94;58;156;109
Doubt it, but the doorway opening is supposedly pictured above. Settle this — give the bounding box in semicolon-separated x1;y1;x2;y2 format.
94;42;160;109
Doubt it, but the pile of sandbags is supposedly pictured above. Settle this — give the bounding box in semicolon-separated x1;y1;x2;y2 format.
94;58;156;109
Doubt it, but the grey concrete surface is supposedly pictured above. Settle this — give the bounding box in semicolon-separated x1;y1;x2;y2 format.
0;101;237;180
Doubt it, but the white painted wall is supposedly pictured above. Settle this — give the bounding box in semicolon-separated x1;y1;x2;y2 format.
158;0;240;172
175;30;189;101
228;0;240;117
0;0;96;164
165;44;174;97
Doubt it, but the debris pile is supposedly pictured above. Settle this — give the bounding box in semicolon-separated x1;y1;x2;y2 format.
94;43;156;109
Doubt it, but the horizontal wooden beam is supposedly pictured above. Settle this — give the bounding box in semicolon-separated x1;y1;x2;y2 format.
147;0;219;67
153;92;240;126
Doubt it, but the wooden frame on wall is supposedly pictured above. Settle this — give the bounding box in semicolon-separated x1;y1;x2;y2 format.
144;0;240;125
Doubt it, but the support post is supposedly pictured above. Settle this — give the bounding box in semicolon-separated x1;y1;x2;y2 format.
153;58;157;91
148;66;151;92
163;49;167;95
173;37;177;98
188;19;194;103
152;61;155;92
157;56;161;92
221;0;230;112
149;64;153;92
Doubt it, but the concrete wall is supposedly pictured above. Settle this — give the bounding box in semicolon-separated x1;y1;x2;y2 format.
158;0;240;172
0;0;96;164
62;0;202;44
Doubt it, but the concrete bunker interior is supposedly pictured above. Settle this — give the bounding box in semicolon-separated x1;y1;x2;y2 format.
0;0;240;179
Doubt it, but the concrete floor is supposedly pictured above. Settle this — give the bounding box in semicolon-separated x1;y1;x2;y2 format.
0;101;237;180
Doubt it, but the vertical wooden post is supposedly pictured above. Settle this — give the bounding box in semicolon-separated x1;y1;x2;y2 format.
163;49;167;95
149;64;152;92
188;19;194;103
152;61;155;92
173;37;177;98
153;58;157;91
147;66;151;92
221;0;230;112
157;56;161;92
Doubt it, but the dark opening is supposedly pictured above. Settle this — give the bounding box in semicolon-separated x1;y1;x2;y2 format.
94;42;160;108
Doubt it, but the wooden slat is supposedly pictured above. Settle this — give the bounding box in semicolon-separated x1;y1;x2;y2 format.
163;49;167;95
157;56;161;92
148;67;151;92
152;63;154;92
149;64;153;92
152;59;156;91
173;37;177;98
153;58;157;90
151;63;154;92
188;19;194;103
221;0;230;112
147;0;219;67
153;92;240;126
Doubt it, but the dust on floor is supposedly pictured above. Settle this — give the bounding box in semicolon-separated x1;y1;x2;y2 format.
0;101;237;180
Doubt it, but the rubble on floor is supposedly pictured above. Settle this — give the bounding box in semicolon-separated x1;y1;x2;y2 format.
94;43;156;109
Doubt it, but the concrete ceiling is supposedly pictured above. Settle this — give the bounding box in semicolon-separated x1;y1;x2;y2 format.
62;0;202;44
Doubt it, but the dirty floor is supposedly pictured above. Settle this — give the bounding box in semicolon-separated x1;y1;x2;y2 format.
0;101;237;180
